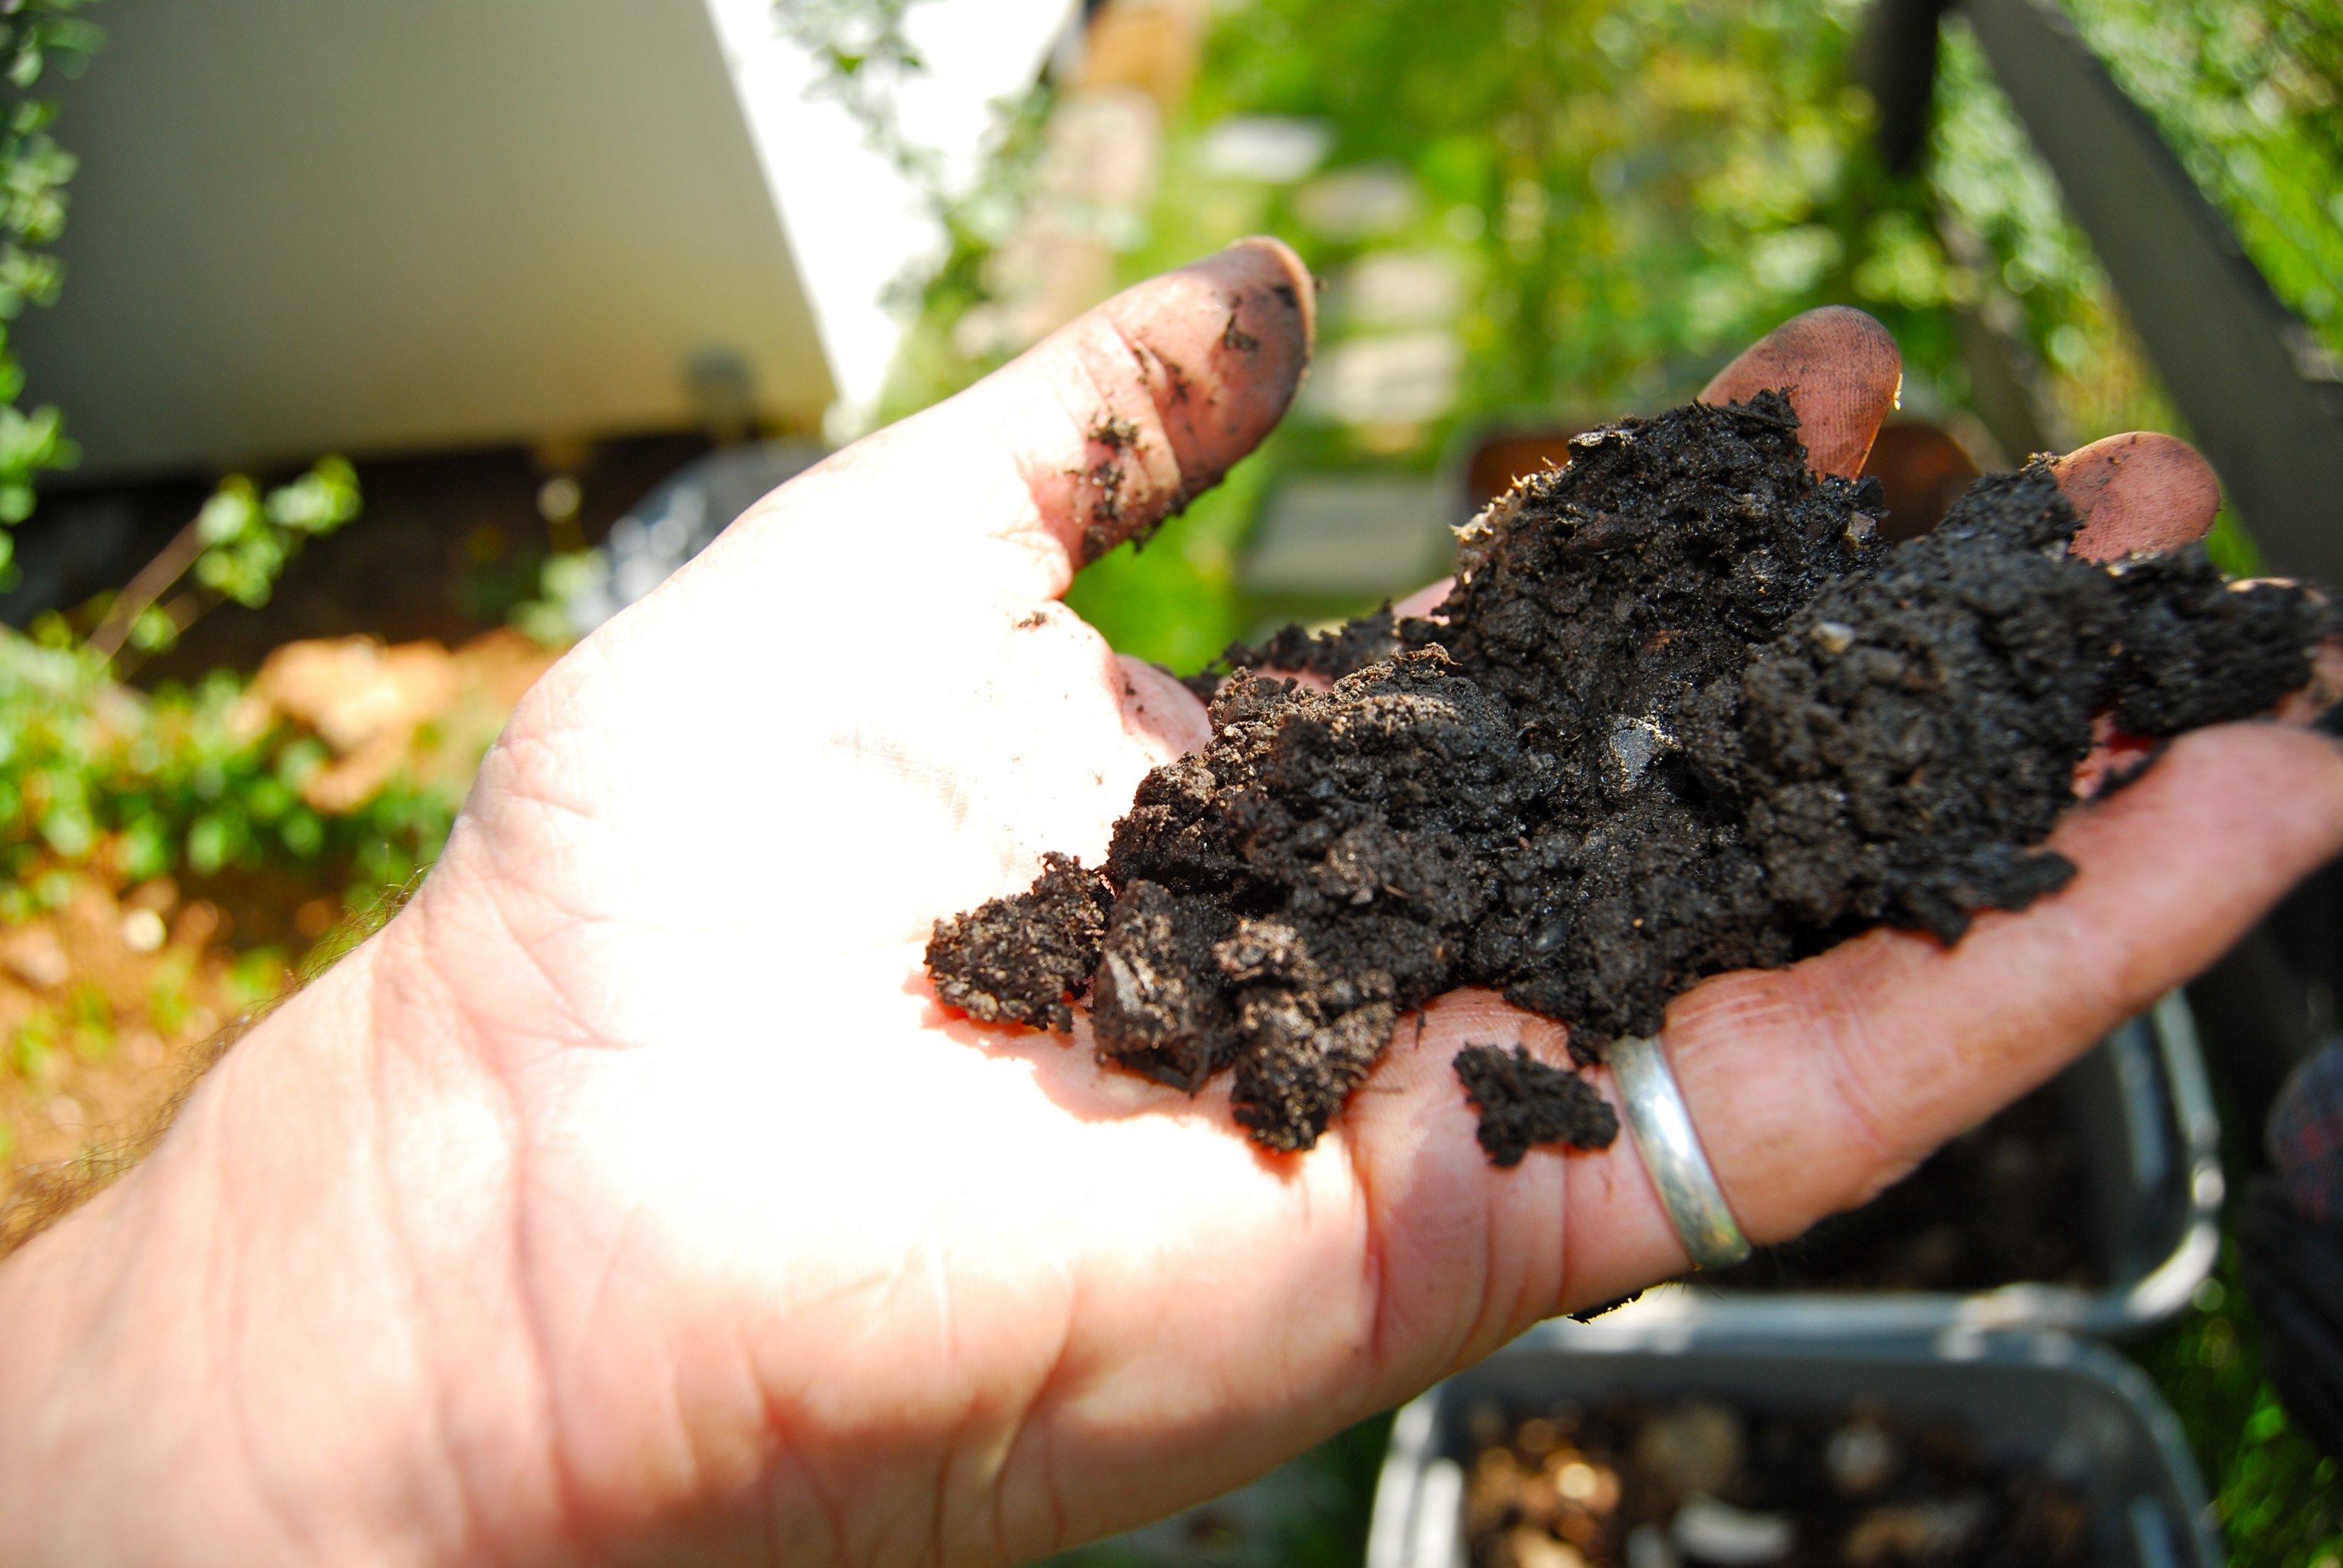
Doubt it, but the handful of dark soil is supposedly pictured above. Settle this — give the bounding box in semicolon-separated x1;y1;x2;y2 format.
928;391;2331;1158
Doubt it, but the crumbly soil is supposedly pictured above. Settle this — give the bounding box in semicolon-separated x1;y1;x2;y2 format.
926;852;1111;1035
1463;1396;2092;1566
1456;1045;1621;1167
927;391;2333;1156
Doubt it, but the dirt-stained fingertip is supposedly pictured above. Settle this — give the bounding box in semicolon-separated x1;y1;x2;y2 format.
1225;234;1318;362
1065;239;1318;563
1700;305;1902;480
2057;432;2223;562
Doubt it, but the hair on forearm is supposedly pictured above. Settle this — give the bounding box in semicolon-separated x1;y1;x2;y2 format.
0;1010;253;1260
0;871;426;1263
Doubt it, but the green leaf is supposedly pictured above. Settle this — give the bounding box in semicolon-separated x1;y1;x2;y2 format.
128;603;178;653
186;812;231;875
264;455;361;534
197;478;260;545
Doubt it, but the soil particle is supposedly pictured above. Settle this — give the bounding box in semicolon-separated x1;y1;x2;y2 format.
1106;652;1556;1150
1455;1045;1620;1165
1674;466;2316;948
1075;456;1129;565
2106;552;2321;735
1075;417;1151;560
930;390;2335;1156
1158;349;1195;406
1221;305;1261;353
1090;878;1238;1091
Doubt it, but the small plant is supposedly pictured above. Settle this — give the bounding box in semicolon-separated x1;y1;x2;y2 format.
0;621;456;920
84;457;361;666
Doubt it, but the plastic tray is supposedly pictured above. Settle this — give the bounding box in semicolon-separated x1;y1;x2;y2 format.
1366;1327;2221;1568
1602;992;2223;1340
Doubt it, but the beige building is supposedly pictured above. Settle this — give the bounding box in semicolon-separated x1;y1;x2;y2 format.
14;0;1074;478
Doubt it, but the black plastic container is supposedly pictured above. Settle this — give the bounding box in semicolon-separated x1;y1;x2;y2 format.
1366;1327;2220;1568
1603;995;2222;1340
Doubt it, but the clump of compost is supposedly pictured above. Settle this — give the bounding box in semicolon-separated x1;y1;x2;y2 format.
926;391;2332;1158
1456;1045;1621;1167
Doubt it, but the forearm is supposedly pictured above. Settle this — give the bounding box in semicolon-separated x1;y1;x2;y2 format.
0;919;561;1566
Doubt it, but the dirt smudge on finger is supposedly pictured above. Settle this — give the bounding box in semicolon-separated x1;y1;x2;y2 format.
1070;414;1145;563
1221;301;1261;353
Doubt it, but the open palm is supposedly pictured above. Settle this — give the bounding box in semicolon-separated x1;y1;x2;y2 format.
147;241;2343;1565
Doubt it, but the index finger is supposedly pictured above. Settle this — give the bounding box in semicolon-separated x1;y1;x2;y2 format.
2057;432;2225;560
1699;305;1903;480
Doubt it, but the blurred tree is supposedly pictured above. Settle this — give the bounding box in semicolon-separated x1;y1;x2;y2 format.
1201;0;1896;407
779;0;939;188
837;0;2323;613
1191;0;2188;439
782;0;1055;368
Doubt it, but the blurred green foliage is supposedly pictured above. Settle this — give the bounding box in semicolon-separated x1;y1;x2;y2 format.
0;623;452;921
877;0;2315;666
103;456;363;660
2138;1239;2343;1568
1201;0;1929;413
781;0;938;182
0;0;98;578
1181;0;2227;448
2065;0;2343;367
188;458;361;613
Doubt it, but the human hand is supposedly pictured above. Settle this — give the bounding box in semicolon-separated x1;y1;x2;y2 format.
5;243;2340;1568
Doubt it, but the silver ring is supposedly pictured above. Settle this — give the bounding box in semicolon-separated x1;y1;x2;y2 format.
1610;1033;1752;1270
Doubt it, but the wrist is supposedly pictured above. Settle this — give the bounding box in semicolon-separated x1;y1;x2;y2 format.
0;910;567;1566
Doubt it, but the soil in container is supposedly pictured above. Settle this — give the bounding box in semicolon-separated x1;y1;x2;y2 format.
1706;1078;2100;1293
1461;1394;2092;1566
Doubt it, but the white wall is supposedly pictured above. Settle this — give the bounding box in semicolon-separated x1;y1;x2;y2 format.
15;0;836;477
